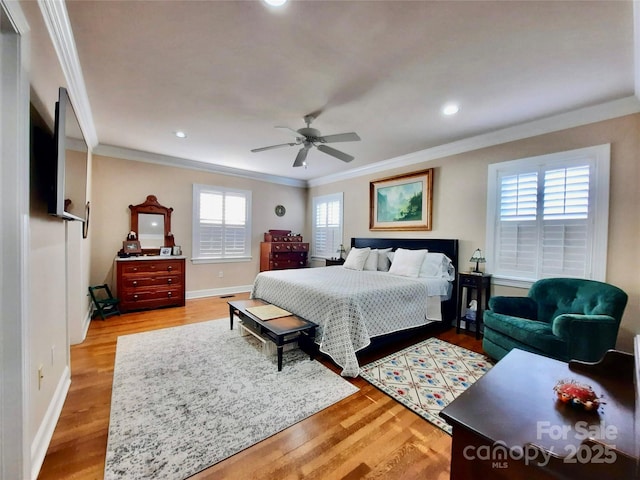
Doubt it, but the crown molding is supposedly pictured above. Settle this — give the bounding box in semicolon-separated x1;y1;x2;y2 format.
308;96;640;187
93;143;307;188
2;0;29;33
37;0;98;148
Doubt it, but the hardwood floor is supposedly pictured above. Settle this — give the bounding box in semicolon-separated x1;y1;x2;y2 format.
37;293;484;479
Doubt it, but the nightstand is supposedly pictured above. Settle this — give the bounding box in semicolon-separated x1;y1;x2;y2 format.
456;272;492;339
325;258;345;266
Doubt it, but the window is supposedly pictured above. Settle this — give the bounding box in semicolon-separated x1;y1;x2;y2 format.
312;192;343;258
486;144;609;286
192;184;252;263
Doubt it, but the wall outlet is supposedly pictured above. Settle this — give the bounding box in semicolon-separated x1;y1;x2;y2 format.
38;365;44;390
218;271;224;278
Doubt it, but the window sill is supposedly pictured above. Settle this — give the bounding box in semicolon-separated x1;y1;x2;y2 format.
191;256;252;265
490;275;535;289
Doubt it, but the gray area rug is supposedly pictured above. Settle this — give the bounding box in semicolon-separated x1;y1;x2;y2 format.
105;318;359;479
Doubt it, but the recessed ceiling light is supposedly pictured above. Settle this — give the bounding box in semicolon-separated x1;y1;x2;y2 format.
175;131;187;138
442;103;460;116
263;0;287;6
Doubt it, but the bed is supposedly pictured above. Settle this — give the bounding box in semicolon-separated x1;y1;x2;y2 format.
250;238;459;376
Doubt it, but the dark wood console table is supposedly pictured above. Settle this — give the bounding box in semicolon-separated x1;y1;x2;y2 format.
456;272;491;339
228;299;317;371
440;348;636;480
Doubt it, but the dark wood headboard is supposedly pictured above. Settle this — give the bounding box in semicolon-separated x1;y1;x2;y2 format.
351;237;459;325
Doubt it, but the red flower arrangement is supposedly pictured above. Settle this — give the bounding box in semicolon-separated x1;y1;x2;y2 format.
553;379;602;411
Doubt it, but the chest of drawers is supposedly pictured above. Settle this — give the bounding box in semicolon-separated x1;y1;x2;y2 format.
259;230;308;272
115;256;186;312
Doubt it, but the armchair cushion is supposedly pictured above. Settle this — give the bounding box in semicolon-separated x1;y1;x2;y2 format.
488;296;538;321
484;311;566;358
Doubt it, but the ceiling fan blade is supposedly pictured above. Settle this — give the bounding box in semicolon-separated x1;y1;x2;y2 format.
318;132;361;143
275;126;302;138
293;146;310;167
317;144;354;162
251;142;297;153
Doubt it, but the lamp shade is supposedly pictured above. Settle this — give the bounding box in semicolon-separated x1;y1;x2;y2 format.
469;248;486;273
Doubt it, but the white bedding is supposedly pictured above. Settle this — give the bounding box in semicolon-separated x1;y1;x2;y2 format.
250;266;451;376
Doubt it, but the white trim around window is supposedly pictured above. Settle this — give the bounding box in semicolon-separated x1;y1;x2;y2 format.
312;192;344;259
486;144;610;288
192;184;252;264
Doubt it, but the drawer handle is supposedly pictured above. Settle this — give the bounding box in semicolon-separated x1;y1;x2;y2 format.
132;267;138;272
133;294;139;300
167;266;173;271
132;281;138;286
167;291;172;297
167;278;172;284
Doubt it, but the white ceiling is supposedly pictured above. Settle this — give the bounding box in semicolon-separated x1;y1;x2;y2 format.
61;0;636;184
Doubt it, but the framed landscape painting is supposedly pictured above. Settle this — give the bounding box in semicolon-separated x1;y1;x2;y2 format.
369;169;433;231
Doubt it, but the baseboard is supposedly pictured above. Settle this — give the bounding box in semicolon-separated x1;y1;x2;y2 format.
30;365;71;480
75;306;93;345
186;285;253;300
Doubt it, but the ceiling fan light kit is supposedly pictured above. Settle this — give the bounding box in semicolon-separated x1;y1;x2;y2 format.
252;115;360;168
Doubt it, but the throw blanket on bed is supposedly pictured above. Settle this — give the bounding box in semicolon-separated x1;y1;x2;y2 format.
251;267;448;376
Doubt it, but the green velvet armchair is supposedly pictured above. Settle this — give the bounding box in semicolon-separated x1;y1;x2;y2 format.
483;278;628;362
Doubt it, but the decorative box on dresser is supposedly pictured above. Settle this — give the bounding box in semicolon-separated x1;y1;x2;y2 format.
260;230;309;272
116;256;186;312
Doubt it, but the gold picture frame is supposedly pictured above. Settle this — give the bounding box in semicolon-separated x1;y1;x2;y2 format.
369;169;433;231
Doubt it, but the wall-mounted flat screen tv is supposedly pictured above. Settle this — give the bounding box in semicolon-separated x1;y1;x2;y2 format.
48;87;88;222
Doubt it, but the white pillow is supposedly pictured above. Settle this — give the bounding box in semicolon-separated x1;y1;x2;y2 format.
343;247;371;271
419;252;455;280
363;249;379;271
388;248;427;277
377;248;392;271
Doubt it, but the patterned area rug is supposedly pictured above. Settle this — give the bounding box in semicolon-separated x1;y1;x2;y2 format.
105;318;358;479
360;338;493;434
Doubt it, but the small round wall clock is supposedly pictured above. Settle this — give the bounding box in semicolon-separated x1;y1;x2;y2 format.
275;205;286;217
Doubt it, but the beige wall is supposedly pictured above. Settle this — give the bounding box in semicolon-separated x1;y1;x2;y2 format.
90;155;307;295
22;0;94;466
309;114;640;352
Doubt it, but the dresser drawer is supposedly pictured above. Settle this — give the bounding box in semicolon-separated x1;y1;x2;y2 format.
269;252;307;261
268;242;309;253
270;259;307;269
121;274;182;289
119;260;183;275
460;274;483;287
120;287;184;311
121;287;183;302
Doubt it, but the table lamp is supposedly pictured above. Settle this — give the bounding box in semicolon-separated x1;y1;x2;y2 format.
470;248;486;273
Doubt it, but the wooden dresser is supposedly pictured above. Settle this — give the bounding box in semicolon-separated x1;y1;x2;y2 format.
260;230;309;272
115;256;186;312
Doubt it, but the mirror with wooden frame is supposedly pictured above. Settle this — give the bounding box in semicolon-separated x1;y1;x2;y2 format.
129;195;175;254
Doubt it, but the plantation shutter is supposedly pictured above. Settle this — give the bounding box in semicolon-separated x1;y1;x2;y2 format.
495;163;592;279
497;172;538;276
312;193;343;258
541;166;590;277
193;184;252;260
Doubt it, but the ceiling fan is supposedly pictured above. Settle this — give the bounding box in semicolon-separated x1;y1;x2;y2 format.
251;115;361;167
